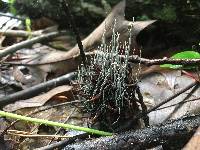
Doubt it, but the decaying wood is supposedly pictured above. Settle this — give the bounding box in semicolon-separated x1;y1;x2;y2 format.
35;133;88;150
63;114;200;150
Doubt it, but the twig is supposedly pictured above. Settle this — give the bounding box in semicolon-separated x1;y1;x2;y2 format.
48;108;76;144
117;81;198;132
61;0;86;66
163;83;199;122
5;50;200;67
126;55;200;66
135;86;149;126
62;114;200;150
0;31;67;58
7;130;71;139
35;133;88;150
0;29;42;37
0;26;60;37
157;97;200;110
0;72;76;107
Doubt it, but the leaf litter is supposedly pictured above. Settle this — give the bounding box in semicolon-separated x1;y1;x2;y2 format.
0;0;200;149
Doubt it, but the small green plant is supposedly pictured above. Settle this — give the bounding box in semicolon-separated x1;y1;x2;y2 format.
160;50;200;69
25;17;32;38
8;0;16;15
0;110;112;136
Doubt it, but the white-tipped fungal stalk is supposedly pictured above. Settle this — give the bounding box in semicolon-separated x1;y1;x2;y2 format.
78;24;139;127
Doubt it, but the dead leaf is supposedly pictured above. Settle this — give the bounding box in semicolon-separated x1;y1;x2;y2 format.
139;71;200;125
8;0;156;83
160;70;182;90
3;85;73;112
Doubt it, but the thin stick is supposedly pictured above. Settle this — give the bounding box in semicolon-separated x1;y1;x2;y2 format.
61;0;86;66
127;55;200;66
7;130;71;139
163;83;199;122
135;86;149;126
35;133;88;150
0;72;76;107
0;29;42;37
63;114;200;150
0;31;67;58
117;81;198;132
48;108;76;144
157;97;200;110
6;50;200;67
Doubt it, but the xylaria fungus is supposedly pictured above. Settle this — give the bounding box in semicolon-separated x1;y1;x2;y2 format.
77;23;143;132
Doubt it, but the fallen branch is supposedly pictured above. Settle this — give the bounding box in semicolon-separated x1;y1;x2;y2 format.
6;50;200;67
135;85;149;126
62;114;200;150
36;133;88;150
126;55;200;66
0;26;59;38
0;72;76;107
0;29;42;37
0;31;67;59
62;0;86;66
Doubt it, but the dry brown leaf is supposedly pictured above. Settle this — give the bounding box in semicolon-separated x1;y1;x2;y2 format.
3;85;73;112
10;0;155;83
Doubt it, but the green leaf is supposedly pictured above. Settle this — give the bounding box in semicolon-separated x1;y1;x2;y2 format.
160;51;200;69
171;51;200;59
25;17;31;31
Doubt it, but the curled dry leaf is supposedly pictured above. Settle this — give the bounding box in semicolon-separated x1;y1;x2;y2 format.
3;85;73;112
9;0;156;83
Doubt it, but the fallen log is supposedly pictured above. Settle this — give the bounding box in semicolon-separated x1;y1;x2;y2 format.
63;114;200;150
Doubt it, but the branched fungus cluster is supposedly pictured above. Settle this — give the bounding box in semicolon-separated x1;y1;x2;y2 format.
78;26;141;131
